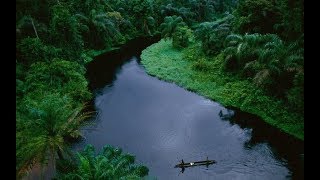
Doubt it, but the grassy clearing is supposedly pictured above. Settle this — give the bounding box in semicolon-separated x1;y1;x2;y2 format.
141;39;304;140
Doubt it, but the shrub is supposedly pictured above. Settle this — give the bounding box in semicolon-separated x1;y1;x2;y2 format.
25;59;91;104
192;58;211;72
172;25;193;49
17;37;63;65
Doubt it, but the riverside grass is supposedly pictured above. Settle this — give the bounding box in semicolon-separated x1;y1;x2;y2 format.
141;39;304;140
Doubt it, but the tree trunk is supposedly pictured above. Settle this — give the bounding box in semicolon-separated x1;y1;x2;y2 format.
30;16;39;39
57;149;64;160
144;20;150;35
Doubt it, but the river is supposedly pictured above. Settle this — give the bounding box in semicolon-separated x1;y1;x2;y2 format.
72;38;304;180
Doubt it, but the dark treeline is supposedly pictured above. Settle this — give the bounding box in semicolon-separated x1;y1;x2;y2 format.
16;0;303;179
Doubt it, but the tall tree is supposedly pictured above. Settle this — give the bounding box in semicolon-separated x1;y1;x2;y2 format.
233;0;280;34
195;14;233;55
49;4;84;56
127;0;156;35
16;94;92;178
160;15;186;39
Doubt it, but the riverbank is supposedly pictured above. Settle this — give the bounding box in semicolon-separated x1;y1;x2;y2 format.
141;39;304;140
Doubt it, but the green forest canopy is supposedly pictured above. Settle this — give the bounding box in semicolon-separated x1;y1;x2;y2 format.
16;0;303;178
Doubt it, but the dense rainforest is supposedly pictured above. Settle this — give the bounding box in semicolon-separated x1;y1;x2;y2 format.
141;0;304;140
16;0;303;179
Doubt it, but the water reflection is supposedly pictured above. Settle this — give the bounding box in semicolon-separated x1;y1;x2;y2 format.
219;107;303;180
74;54;304;179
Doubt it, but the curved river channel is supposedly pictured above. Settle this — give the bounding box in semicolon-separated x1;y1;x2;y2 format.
72;38;304;180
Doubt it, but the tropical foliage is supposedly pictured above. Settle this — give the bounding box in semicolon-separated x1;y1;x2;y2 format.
195;13;233;55
16;93;92;178
232;0;280;34
16;0;304;178
172;25;193;48
141;39;304;140
141;0;304;140
160;15;193;48
223;33;304;110
56;145;149;179
160;16;186;39
24;59;91;104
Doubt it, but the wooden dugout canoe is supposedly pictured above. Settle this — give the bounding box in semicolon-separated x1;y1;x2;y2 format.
174;160;216;168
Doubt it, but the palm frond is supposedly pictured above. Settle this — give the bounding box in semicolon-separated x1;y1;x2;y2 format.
78;154;93;179
74;13;89;22
224;34;243;47
223;46;237;56
243;33;262;46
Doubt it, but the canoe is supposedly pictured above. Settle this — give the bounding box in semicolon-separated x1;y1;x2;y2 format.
174;160;216;168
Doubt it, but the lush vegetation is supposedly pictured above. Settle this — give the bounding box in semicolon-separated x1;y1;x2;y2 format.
141;39;303;140
17;0;303;178
55;145;149;179
141;0;303;140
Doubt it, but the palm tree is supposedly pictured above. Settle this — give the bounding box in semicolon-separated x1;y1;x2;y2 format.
256;34;303;95
194;15;233;55
160;3;195;23
160;15;186;39
56;145;149;179
224;33;304;95
172;25;193;48
74;8;121;49
223;33;267;71
16;93;93;179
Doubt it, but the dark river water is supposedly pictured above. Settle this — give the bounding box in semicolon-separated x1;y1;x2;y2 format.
72;38;304;180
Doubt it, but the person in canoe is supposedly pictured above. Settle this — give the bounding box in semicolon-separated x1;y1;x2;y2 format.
181;159;185;173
